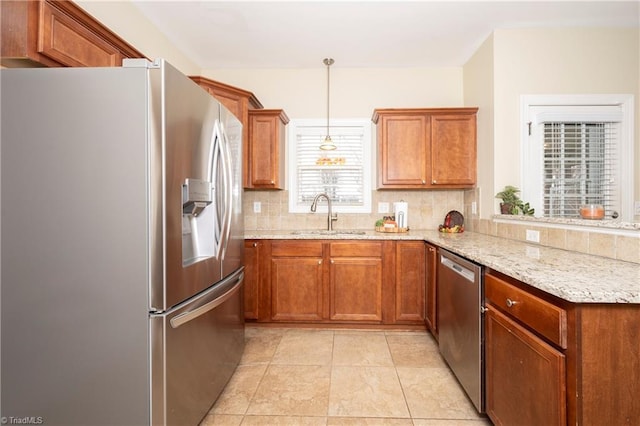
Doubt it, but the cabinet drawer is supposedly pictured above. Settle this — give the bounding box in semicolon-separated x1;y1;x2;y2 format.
485;273;567;349
271;241;323;257
330;242;382;257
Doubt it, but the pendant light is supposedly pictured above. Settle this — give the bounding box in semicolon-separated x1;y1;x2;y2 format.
319;58;336;151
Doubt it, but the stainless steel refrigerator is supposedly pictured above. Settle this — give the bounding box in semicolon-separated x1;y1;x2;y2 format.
1;59;245;425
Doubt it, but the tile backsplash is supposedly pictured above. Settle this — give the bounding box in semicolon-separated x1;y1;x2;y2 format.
243;189;465;232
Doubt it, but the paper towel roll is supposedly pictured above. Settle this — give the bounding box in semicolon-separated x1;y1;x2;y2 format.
393;201;408;228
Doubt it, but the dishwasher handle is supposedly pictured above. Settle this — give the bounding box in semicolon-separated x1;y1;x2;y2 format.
441;256;476;282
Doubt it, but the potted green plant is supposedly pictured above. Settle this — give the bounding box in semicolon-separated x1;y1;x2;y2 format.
495;185;521;215
495;185;535;215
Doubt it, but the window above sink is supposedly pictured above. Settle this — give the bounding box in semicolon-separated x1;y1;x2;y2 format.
287;118;372;214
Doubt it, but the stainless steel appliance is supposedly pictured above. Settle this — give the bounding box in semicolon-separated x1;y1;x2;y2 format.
437;248;485;412
1;59;245;425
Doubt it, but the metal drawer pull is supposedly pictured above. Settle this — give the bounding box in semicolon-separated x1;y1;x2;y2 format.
506;298;518;308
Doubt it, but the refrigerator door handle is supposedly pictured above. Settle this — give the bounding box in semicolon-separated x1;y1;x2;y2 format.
210;121;224;260
218;126;233;259
170;270;244;329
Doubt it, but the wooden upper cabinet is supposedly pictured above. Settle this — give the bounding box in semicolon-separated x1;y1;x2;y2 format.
189;76;264;189
248;109;289;189
372;108;478;189
431;113;477;186
1;1;145;68
376;113;431;187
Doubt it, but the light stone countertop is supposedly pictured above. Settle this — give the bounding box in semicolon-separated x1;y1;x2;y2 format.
245;229;640;304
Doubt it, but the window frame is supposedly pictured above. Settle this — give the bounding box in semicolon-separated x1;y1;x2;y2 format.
287;117;372;214
520;94;634;221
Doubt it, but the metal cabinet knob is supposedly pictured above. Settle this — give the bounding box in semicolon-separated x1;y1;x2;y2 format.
318;260;322;265
506;298;518;308
432;180;437;184
252;242;258;247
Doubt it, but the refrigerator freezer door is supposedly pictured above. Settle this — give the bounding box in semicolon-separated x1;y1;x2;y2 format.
150;267;245;426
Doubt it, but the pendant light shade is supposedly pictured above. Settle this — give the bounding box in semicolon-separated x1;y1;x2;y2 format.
320;58;336;151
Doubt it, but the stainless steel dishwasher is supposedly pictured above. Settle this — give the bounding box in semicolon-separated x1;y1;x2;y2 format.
437;248;485;413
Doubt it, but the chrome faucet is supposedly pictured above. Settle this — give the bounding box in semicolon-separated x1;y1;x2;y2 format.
310;193;338;231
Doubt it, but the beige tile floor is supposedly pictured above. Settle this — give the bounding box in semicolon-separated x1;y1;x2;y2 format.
201;326;492;426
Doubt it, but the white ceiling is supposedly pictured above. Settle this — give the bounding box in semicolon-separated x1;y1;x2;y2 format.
131;1;639;69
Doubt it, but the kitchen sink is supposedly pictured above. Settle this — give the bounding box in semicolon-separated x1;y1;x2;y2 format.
290;230;367;235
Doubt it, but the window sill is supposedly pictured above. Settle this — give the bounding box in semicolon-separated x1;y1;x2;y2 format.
492;214;640;234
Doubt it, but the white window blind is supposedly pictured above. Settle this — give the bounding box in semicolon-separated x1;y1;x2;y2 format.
542;121;618;218
288;119;371;213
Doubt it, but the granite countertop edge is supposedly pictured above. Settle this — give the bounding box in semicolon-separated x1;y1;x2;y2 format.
245;229;640;304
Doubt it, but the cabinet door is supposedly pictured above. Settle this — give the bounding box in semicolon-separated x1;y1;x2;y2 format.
430;113;476;186
243;240;260;320
330;242;384;322
269;242;324;322
248;110;288;189
394;241;425;323
425;243;438;337
377;113;430;188
271;257;324;322
486;306;566;426
330;257;383;322
39;1;122;67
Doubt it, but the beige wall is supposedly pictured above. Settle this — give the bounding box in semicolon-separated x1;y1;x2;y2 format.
463;34;495;219
491;27;639;221
203;67;464;116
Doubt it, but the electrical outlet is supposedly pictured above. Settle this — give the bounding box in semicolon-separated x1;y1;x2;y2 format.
378;202;390;214
526;246;540;259
253;201;261;213
471;201;477;215
525;229;540;243
635;201;640;215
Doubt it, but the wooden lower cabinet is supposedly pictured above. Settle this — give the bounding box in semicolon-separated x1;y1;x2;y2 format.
330;241;385;322
485;305;566;426
255;239;422;326
394;241;425;323
424;242;438;338
243;240;260;320
485;271;640;425
269;241;324;322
